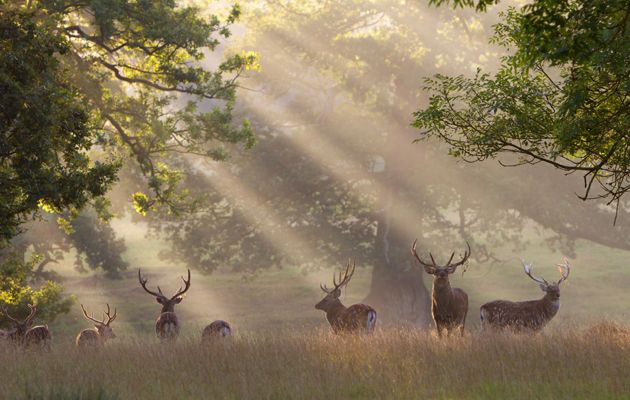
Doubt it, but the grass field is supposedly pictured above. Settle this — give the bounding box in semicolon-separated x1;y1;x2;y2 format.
2;326;629;400
4;220;630;399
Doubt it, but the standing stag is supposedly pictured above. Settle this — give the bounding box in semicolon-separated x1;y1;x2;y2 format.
315;261;377;334
1;304;51;348
76;304;117;347
138;269;191;341
411;240;470;337
480;259;570;332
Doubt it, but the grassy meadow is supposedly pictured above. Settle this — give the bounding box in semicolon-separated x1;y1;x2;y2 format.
3;220;630;399
2;326;630;400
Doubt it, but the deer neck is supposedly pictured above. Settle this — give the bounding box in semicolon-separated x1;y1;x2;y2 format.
324;299;347;324
432;277;454;308
541;292;560;317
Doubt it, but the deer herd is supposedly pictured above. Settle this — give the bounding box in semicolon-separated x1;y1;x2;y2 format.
0;240;571;348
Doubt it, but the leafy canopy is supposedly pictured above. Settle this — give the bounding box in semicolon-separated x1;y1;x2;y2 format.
1;0;256;320
413;0;630;209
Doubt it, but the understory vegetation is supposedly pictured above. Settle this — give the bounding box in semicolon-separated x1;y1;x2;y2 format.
1;325;629;400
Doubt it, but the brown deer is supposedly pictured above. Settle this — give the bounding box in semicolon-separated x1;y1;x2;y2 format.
1;304;51;349
315;261;377;334
76;304;117;347
480;259;570;332
202;320;232;343
138;268;191;341
411;240;470;337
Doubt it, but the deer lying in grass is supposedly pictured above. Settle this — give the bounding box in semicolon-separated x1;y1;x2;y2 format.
202;320;232;342
76;304;117;347
138;269;191;341
315;261;377;334
1;304;51;349
412;240;470;337
480;259;570;332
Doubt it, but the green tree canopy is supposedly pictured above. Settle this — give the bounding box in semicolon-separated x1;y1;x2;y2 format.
413;0;630;210
1;0;256;321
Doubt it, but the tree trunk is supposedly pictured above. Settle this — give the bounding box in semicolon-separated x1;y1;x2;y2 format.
363;187;431;328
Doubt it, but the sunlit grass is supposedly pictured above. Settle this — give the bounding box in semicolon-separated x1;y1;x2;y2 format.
1;325;629;400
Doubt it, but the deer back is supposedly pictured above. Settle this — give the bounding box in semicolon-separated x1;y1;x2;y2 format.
156;312;180;340
338;304;377;334
24;325;51;348
480;295;560;332
76;329;100;347
202;320;232;342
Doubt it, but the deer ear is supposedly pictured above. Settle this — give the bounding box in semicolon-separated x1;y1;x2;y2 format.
174;296;184;304
156;297;164;304
540;283;547;292
333;289;341;298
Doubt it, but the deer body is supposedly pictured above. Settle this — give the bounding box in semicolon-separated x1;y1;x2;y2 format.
2;305;51;348
320;302;377;334
431;280;468;336
412;240;471;337
24;325;51;349
75;304;117;347
315;261;377;334
156;312;180;340
202;320;232;342
138;269;191;341
480;259;570;332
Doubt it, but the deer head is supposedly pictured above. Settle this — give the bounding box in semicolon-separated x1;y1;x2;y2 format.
315;260;355;311
522;258;570;300
138;269;191;313
2;304;37;337
81;304;117;340
411;239;471;282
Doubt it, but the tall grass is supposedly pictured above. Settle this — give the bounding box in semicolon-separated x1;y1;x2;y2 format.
1;323;629;400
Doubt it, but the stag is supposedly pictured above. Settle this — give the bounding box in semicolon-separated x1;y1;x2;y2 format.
411;240;470;337
480;259;570;332
315;261;377;334
202;320;232;343
1;304;51;349
138;269;191;341
76;304;117;347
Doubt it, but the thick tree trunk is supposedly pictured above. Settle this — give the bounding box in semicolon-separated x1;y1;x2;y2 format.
363;188;431;328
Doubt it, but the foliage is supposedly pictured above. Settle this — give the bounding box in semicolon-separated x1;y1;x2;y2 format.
413;0;630;208
1;0;256;317
0;251;74;328
0;10;119;241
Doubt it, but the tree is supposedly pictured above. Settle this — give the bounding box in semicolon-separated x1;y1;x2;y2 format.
1;0;256;320
147;0;529;326
147;0;630;329
413;0;630;212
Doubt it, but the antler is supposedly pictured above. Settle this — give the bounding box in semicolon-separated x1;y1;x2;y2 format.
138;269;167;299
522;260;549;285
105;304;117;325
1;306;19;324
82;304;117;326
81;304;103;325
445;242;471;273
411;239;438;273
170;269;191;300
321;260;356;293
556;258;570;285
1;304;37;326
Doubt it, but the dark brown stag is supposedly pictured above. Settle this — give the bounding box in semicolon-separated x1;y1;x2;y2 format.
480;259;570;332
76;304;117;347
138;269;191;341
411;240;470;337
1;304;51;349
315;261;377;334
